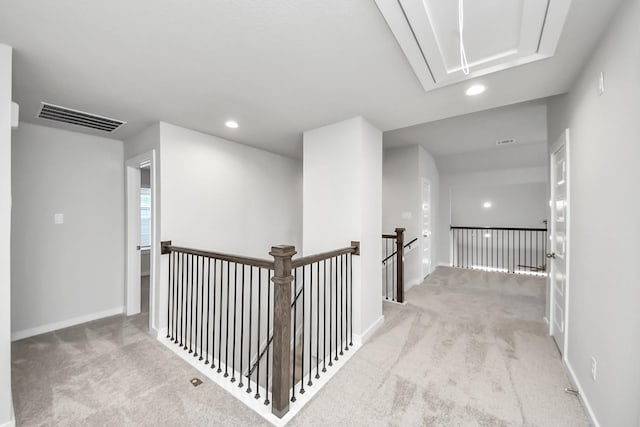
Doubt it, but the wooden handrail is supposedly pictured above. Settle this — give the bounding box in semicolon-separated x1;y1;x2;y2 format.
450;226;547;231
161;243;274;270
291;242;359;269
161;239;360;419
381;234;396;239
382;237;418;264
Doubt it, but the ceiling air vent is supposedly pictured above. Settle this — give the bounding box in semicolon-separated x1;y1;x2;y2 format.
37;102;126;133
496;138;517;146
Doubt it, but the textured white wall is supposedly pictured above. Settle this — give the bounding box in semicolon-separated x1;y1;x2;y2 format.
11;123;125;337
383;146;420;286
383;145;440;288
303;117;382;338
159;122;302;258
451;182;547;227
547;0;640;424
0;43;14;427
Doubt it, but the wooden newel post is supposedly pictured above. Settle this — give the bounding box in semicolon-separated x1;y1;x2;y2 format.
395;228;405;303
269;245;296;418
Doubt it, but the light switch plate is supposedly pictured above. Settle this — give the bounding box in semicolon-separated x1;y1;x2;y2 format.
54;213;64;225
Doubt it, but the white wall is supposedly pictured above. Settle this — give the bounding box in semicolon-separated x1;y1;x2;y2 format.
159;122;302;258
303;117;382;338
0;43;14;427
436;166;547;266
124;122;160;160
437;143;547;174
382;145;439;288
547;0;640;424
383;146;421;287
451;182;547;227
11;123;125;338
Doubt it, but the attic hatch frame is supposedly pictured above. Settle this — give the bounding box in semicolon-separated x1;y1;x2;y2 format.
374;0;572;91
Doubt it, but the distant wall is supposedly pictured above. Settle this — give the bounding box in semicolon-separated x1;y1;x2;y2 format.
383;145;439;288
383;146;420;287
436;166;548;266
159;122;302;258
11;123;125;338
451;182;547;227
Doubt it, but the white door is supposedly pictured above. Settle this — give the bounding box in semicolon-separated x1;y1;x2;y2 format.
549;130;569;355
421;179;432;278
126;165;142;315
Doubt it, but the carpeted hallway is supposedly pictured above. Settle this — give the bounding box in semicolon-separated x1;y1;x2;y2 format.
11;267;589;426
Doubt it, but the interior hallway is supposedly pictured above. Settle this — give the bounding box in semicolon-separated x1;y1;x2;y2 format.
11;268;587;426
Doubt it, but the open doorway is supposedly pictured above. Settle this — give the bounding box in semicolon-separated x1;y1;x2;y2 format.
140;166;151;315
125;150;157;333
421;178;432;279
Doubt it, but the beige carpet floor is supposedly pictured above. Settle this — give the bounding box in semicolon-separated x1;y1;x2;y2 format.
11;267;589;426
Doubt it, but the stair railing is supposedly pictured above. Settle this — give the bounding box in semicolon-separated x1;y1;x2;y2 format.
450;225;548;275
161;240;360;419
381;227;406;303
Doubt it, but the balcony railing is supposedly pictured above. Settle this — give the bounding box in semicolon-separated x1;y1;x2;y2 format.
450;226;548;276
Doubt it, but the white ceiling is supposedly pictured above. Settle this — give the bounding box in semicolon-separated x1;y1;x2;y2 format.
0;0;623;158
436;143;549;173
384;99;547;156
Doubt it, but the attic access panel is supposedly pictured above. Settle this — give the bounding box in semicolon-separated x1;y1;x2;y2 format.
374;0;572;91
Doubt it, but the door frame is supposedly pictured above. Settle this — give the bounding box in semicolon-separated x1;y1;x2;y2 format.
125;150;158;334
421;178;432;279
548;128;570;360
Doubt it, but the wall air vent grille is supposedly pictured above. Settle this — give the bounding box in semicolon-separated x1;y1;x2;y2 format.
37;102;126;133
496;138;517;146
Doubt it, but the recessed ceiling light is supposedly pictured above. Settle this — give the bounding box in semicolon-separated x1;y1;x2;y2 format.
483;201;492;208
225;120;239;129
466;84;486;96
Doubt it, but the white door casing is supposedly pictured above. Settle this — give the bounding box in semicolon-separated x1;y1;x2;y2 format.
549;129;570;357
421;179;432;279
125;150;158;334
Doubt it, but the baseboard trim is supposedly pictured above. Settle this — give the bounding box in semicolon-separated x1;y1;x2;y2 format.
437;262;450;267
158;334;362;426
404;281;421;291
0;414;15;427
383;299;407;306
11;306;124;341
565;359;600;427
353;315;384;345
